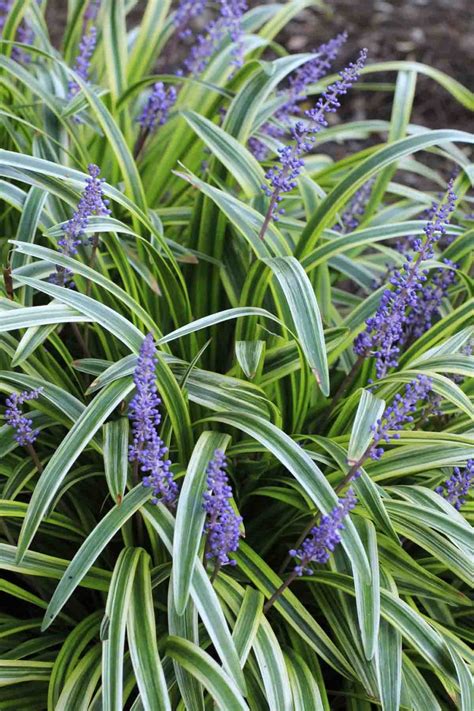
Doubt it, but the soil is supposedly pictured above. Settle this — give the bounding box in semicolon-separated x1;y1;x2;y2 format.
45;0;473;132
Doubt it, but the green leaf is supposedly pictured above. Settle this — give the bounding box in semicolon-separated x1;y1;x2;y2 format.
182;110;265;197
375;571;402;711
166;637;249;711
127;551;171;711
348;390;385;465
103;0;128;101
168;578;205;711
285;649;325;711
354;519;380;661
103;419;129;505
252;618;293;711
18;378;134;561
207;411;371;581
235;340;265;380
264;256;330;395
13;276;144;351
232;587;263;666
102;547;142;711
173;431;231;615
297;130;474;257
48;612;102;711
0;659;53;685
127;0;171;81
55;645;102;711
141;504;247;693
42;486;150;629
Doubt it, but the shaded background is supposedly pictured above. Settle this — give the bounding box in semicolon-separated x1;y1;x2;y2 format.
46;0;473;130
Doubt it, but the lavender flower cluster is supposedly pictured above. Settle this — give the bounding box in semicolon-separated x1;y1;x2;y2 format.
173;0;206;39
1;0;35;64
84;0;101;23
203;449;242;567
408;260;457;339
436;460;473;510
68;26;97;99
5;388;42;447
354;181;457;378
184;0;248;75
128;334;178;506
249;33;347;160
290;490;357;575
261;49;368;223
138;82;178;132
51;164;109;285
334;178;375;233
368;375;434;460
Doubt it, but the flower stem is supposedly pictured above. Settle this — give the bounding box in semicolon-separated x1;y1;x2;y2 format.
25;443;43;473
328;354;364;416
3;264;14;300
263;568;299;613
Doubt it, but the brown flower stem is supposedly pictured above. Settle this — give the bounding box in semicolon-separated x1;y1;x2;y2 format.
263;568;299;613
71;322;90;359
134;127;150;160
25;443;43;474
210;562;221;585
328;354;365;417
258;194;279;240
3;264;14;300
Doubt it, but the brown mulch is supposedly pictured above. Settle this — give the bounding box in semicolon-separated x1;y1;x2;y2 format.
45;0;472;132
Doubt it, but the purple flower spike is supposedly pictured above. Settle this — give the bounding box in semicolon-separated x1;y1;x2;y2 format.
128;334;178;507
203;449;242;567
354;180;457;377
138;82;177;132
249;33;347;160
369;375;433;461
436;460;473;510
335;178;375;233
259;49;367;227
184;0;248;75
174;0;206;39
5;388;43;447
84;0;101;23
50;164;110;286
68;25;97;99
285;32;348;118
290;490;357;575
0;1;13;34
408;259;457;339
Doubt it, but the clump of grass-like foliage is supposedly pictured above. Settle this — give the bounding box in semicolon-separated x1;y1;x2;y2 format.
0;1;473;709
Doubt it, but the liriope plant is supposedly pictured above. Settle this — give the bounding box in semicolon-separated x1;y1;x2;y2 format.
0;1;473;709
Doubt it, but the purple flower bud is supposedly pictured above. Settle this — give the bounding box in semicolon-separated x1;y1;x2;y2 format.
50;164;110;286
334;177;375;233
128;334;178;507
291;490;357;575
5;388;43;446
84;0;101;23
259;49;367;222
203;449;242;567
354;180;457;377
435;460;473;510
68;26;97;99
366;376;434;461
138;82;177;132
2;0;36;64
173;0;206;39
184;0;248;75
